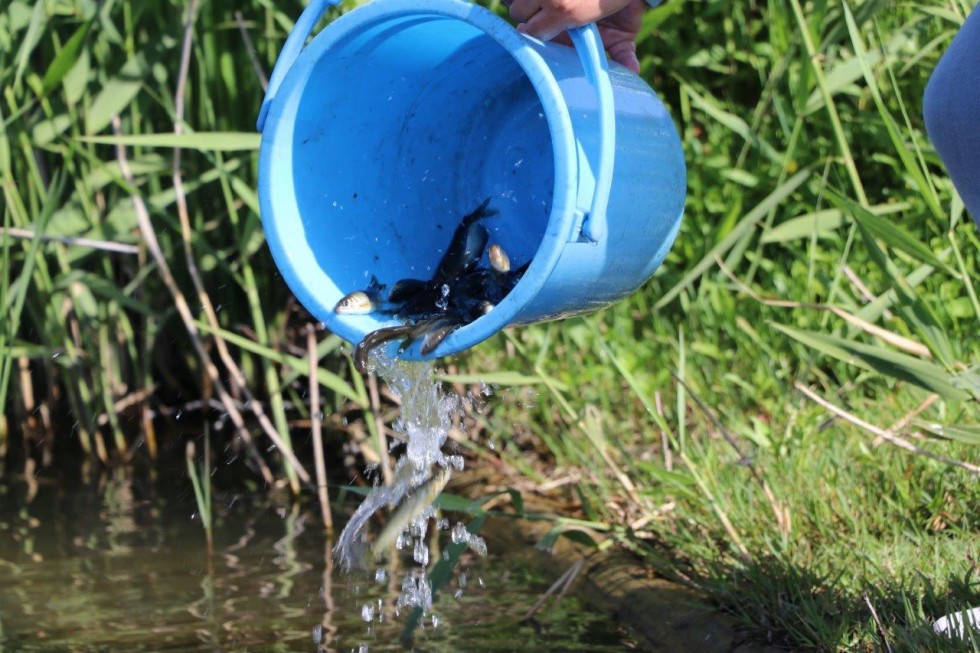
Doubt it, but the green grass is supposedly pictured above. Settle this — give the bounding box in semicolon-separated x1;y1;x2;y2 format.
2;0;979;650
459;1;980;649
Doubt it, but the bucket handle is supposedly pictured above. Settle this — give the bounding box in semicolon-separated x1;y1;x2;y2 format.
256;0;613;242
256;0;340;133
566;26;613;243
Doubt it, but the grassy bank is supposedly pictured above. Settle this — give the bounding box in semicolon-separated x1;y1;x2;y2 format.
465;0;980;649
1;0;978;650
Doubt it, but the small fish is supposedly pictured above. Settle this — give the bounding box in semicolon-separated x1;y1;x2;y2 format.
487;243;510;273
388;278;429;304
334;275;385;314
460;197;498;228
370;466;452;561
334;290;378;315
434;198;498;282
353;324;419;373
418;317;462;355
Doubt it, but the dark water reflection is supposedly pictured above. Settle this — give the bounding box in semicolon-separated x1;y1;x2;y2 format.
0;466;631;652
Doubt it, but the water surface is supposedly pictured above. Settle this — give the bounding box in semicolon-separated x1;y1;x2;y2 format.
0;466;633;652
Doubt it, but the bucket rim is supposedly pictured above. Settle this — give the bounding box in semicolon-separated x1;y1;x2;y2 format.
259;0;582;359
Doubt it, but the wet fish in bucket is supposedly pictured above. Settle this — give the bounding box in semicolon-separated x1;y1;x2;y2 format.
434;197;498;282
334;275;385;314
487;243;510;273
347;200;533;364
334;290;378;314
353;323;420;374
418;317;462;356
387;278;428;304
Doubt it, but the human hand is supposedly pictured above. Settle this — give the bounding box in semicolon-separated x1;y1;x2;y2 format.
507;0;646;73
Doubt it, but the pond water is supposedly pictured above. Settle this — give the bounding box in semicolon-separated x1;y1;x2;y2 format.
0;465;634;652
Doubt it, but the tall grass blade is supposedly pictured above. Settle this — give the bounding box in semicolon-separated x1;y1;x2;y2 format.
842;4;944;220
771;322;970;401
0;171;64;436
914;422;980;446
656;168;811;308
84;55;148;134
763;203;909;244
80;132;261;150
827;190;953;274
41;19;93;96
13;0;46;89
193;319;360;401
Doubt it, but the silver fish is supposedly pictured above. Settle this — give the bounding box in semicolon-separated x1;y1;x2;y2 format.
418;317;461;356
370;466;452;561
353;323;419;373
334;290;378;315
487;243;510;273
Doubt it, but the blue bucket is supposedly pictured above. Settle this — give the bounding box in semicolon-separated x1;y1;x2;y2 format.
257;0;686;359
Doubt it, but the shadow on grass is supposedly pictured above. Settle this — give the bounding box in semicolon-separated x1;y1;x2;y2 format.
679;550;980;652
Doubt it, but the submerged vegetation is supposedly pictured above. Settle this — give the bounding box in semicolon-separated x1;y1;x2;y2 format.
1;0;978;650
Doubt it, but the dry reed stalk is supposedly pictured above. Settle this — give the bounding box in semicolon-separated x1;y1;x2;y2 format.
795;382;980;475
308;325;333;532
112;115;276;487
171;0;309;489
674;374;792;536
95;387;155;427
234;11;268;91
680;450;751;561
863;592;894;653
319;538;338;648
0;226;140;254
842;264;892;319
716;255;931;358
873;393;938;447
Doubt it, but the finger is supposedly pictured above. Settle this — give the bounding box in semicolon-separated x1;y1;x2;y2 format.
607;41;640;73
518;9;575;42
508;0;541;24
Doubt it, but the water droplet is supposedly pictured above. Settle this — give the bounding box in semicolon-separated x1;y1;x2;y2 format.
451;522;467;544
413;538;429;565
361;603;375;622
435;284;450;310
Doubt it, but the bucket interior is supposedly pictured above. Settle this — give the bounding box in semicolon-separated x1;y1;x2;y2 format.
286;15;555;337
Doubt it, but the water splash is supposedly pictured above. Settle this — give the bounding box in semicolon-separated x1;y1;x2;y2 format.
333;351;492;634
334;355;460;571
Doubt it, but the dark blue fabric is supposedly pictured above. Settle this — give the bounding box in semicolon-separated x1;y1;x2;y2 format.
924;6;980;228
